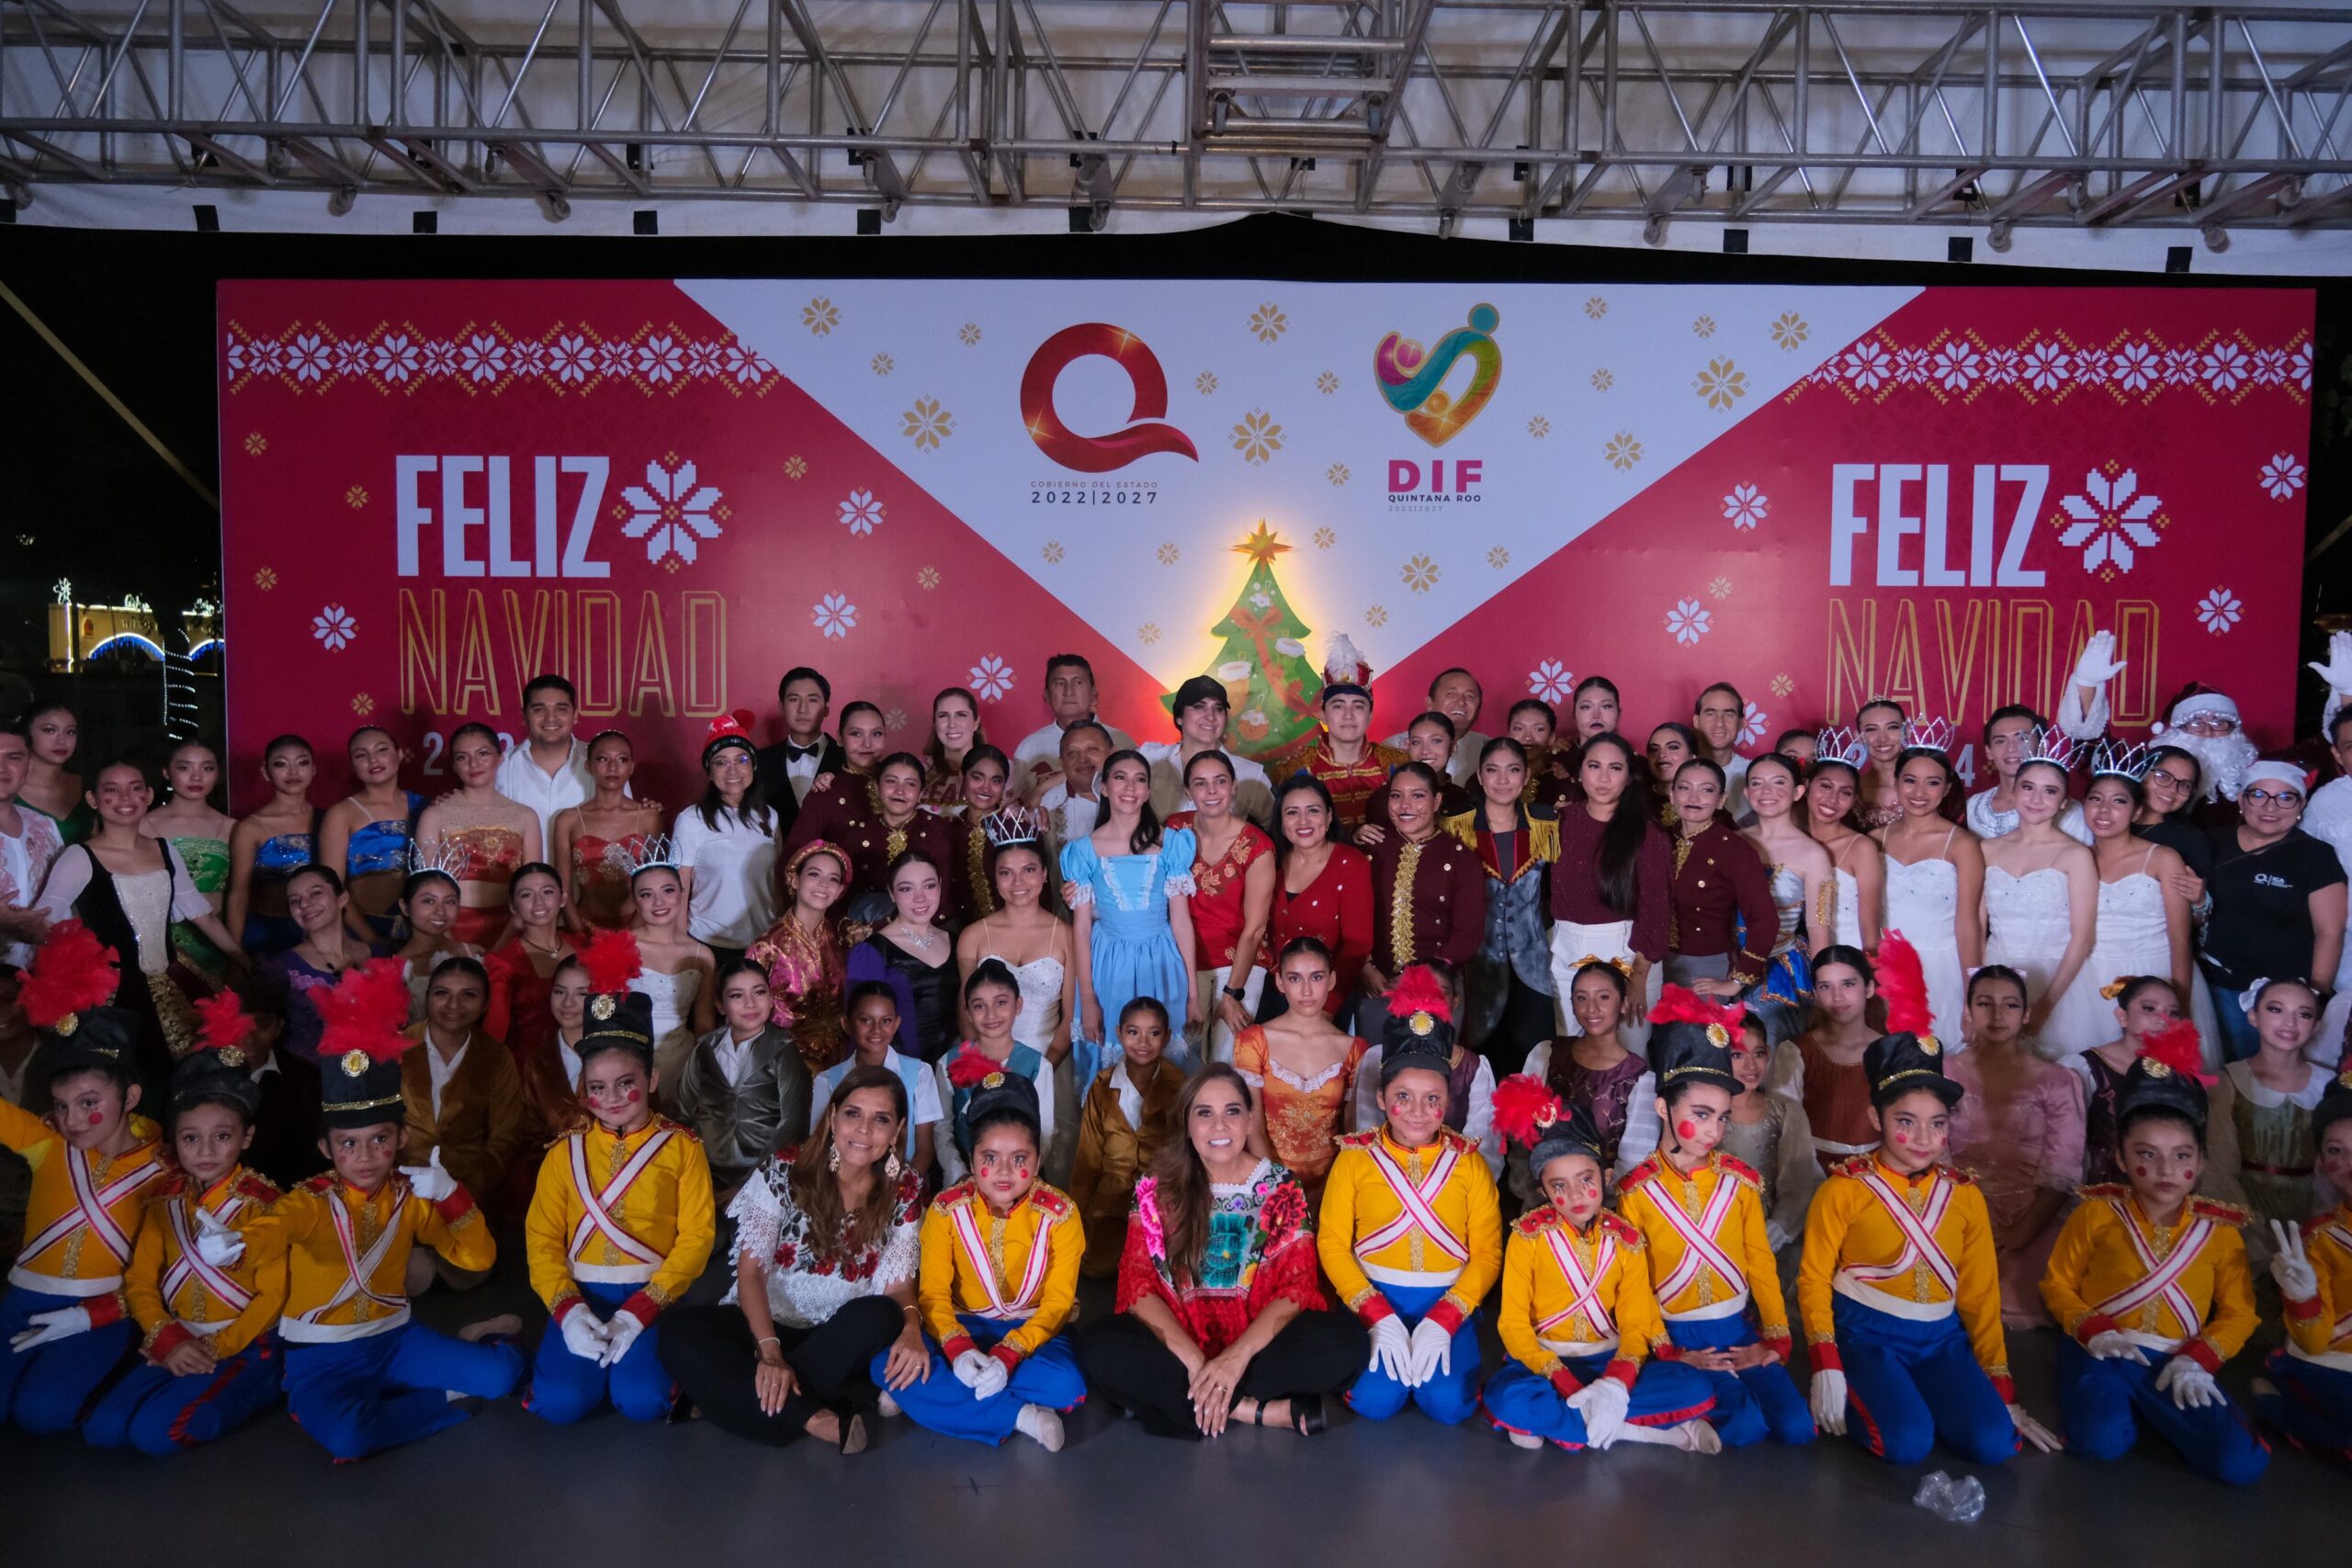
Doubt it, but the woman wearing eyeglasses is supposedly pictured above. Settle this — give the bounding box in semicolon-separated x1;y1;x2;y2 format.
2199;761;2346;1062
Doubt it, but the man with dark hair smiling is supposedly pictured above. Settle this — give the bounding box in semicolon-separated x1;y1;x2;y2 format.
1012;654;1131;803
1385;668;1487;789
496;673;602;847
753;666;845;835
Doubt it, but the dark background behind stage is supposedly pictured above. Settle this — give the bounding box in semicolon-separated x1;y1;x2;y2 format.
3;216;2347;768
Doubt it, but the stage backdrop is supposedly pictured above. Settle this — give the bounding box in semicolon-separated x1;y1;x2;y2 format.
217;277;2313;808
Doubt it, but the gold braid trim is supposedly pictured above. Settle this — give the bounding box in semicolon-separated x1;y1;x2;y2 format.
1390;839;1426;967
1668;832;1694;949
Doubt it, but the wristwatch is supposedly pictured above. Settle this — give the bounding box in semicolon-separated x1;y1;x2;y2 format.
1223;985;1247;1001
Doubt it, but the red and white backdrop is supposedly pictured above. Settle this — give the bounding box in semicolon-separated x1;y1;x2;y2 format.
216;276;2313;808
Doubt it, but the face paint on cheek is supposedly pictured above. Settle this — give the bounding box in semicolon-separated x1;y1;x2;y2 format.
1675;1120;1697;1143
627;1089;641;1102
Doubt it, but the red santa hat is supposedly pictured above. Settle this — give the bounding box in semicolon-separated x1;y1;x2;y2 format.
2153;682;2238;735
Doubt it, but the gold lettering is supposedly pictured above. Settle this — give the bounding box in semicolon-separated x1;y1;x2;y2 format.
627;592;675;717
681;592;727;716
501;589;567;688
1826;600;1875;723
397;589;447;715
1931;600;1988;725
1883;599;1925;717
2006;600;2054;716
450;590;500;714
2114;602;2159;728
574;591;622;716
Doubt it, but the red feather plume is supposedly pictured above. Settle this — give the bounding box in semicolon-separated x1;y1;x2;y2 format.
1492;1073;1562;1151
1875;930;1936;1038
1385;964;1452;1026
313;958;413;1066
194;988;255;1054
1648;985;1748;1033
20;920;122;1030
576;928;643;995
2138;1017;2214;1086
946;1044;999;1089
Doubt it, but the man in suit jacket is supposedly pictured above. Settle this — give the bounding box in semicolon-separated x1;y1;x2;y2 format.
753;666;847;834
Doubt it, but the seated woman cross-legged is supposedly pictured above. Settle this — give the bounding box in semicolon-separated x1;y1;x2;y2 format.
1080;1066;1367;1438
658;1066;929;1452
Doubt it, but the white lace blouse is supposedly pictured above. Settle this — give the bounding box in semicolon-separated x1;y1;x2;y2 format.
724;1148;923;1328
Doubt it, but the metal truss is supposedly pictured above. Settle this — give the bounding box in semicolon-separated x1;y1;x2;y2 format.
5;2;2351;235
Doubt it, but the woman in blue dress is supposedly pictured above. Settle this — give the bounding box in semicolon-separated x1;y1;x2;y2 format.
1061;749;1202;1085
1737;752;1832;1011
319;726;422;943
226;733;321;957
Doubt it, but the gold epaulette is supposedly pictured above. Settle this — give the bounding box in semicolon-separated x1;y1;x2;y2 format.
1713;1154;1761;1188
233;1169;284;1205
128;1114;163;1147
1436;1125;1479;1157
1335;1129;1381;1151
1029;1183;1073;1219
2075;1181;2132;1201
1440;811;1479;850
1597;1211;1645;1248
1616;1155;1664;1192
1525;812;1561;864
1827;1155;1875;1180
931;1179;978;1210
1940;1164;1977;1186
2189;1196;2254;1228
1369;741;1410;769
1514;1207;1565;1237
147;1170;191;1202
654;1114;703;1144
299;1172;338;1195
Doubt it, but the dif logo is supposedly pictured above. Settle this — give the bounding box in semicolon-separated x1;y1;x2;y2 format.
1376;302;1499;506
1387;457;1483;497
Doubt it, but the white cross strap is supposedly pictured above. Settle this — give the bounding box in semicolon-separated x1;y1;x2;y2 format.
566;1128;674;1267
949;1198;1053;1319
1648;1168;1747;1303
2089;1197;2213;1336
20;1152;164;1269
1357;1141;1470;1264
294;1190;407;1322
159;1193;254;1314
1847;1166;1959;1297
1534;1225;1619;1340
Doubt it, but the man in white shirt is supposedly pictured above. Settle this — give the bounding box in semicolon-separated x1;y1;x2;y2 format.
1141;675;1273;827
1384;666;1487;788
494;673;599;848
1035;720;1114;857
1011;654;1133;802
0;725;60;970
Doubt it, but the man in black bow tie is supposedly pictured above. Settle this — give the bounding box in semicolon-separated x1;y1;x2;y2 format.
754;666;847;835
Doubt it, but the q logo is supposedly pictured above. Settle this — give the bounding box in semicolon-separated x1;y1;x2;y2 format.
1374;303;1502;447
1020;323;1199;473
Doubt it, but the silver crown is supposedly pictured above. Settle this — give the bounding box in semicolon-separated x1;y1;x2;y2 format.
1901;716;1956;755
2087;738;2155;781
603;834;681;876
405;838;470;880
1815;726;1870;768
2021;725;2077;771
980;806;1045;848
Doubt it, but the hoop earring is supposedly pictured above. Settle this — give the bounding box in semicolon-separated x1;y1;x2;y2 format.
827;1141;841;1173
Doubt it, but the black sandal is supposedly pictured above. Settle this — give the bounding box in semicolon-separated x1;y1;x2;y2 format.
837;1409;869;1455
1294;1394;1336;1437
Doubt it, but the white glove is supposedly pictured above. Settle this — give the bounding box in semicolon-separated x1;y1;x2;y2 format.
2307;629;2352;695
1810;1368;1849;1436
597;1311;644;1368
952;1348;992;1389
1407;1316;1453;1384
1368;1315;1414;1384
2069;628;2128;687
2270;1220;2320;1303
1764;1220;1793;1254
1566;1372;1632;1449
2154;1356;2222;1410
2083;1330;2148;1363
9;1305;93;1352
193;1207;246;1269
399;1147;458;1203
2009;1403;2064;1452
968;1355;1010;1401
559;1308;612;1362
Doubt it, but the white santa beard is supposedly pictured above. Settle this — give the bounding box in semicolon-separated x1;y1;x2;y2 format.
2168;729;2257;804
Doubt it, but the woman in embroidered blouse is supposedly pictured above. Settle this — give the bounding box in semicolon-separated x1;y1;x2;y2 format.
1079;1065;1366;1438
1264;775;1374;1025
1233;938;1374;1195
747;840;852;1072
1169;750;1274;1065
1063;749;1202;1085
660;1066;929;1451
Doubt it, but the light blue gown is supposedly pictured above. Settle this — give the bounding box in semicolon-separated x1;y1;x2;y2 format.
1060;827;1197;1083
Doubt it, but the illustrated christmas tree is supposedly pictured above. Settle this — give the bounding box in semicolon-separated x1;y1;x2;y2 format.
1170;523;1325;760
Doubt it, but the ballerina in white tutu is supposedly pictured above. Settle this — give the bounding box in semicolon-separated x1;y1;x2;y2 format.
1977;729;2107;1059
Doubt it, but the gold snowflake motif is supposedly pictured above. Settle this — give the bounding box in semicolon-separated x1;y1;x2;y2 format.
785;455;808;479
1584;297;1608;320
1770;311;1810;350
1041;540;1066;564
1487;546;1510;569
1709;576;1734;601
1314;526;1338;548
1770;673;1794;698
901;397;953;450
1401;554;1440;593
1365;605;1389;627
1693;315;1718;339
1591;368;1615;391
1138;623;1162;646
345;486;369;509
1527;415;1551;438
1196;371;1218;395
1157;542;1181;566
1249;304;1288;344
1326;465;1350;488
871;353;894;377
1232;410;1283;465
1317;371;1340;395
958;322;982;345
803;298;840;334
1604;432;1643;470
350;693;375;716
884;707;908;733
1695;358;1749;410
253;567;278;592
244;433;267;457
917;566;941;590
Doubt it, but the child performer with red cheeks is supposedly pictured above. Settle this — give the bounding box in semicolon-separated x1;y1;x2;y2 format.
2256;1067;2352;1461
1;924;166;1434
85;990;290;1453
275;959;525;1461
2041;1053;2267;1483
1800;932;2064;1465
1617;988;1815;1448
524;982;715;1425
1482;1083;1721;1453
1317;966;1501;1425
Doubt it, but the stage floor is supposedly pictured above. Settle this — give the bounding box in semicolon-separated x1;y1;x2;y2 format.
5;1250;2342;1567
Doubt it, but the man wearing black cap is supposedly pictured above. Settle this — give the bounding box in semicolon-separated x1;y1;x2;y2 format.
1143;674;1274;829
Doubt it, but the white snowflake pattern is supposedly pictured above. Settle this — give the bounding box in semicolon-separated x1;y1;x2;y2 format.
838;490;885;536
1930;341;1982;393
2200;344;2251;394
372;333;420;383
286;333;330;384
2109;342;2160;393
1665;598;1713;646
1892;346;1931;385
2250;348;2289;388
1528;660;1574;703
637;334;686;385
2291;341;2314;390
1842;342;1893;391
1739;702;1768;746
2197;587;2243;635
311;604;356;651
2020;341;2071;391
812;593;857;639
2056;466;2163;576
1722;483;1769;530
548;333;592;385
968;656;1015;702
619;457;724;567
2259;454;2307;501
459;333;507;385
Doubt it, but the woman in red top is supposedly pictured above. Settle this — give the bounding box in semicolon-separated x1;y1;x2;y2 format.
483;862;585;1060
1078;1065;1367;1438
1169;751;1275;1064
1263;775;1374;1025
